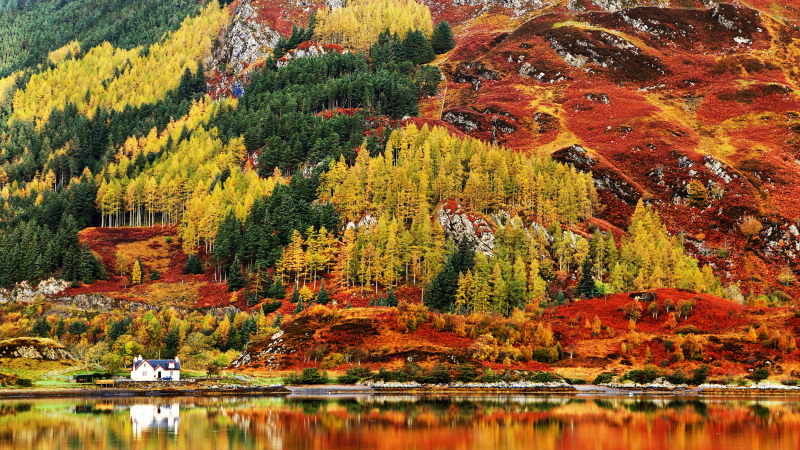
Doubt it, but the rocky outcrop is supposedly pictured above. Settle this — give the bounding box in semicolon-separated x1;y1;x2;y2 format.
208;0;280;99
219;0;280;73
345;214;378;231
0;338;75;361
0;278;68;303
277;42;346;68
703;155;735;184
436;202;495;256
48;294;162;314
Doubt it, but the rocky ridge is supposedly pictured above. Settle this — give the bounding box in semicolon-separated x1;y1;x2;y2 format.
0;338;75;361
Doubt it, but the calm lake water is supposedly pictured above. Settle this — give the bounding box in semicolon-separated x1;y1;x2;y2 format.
1;394;799;449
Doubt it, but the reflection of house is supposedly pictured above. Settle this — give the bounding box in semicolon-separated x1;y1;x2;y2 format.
130;404;180;438
131;356;181;381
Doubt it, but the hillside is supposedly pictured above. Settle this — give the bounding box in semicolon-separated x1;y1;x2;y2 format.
426;1;800;296
0;0;798;385
226;288;800;383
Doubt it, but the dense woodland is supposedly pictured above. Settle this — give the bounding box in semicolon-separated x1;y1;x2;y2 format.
0;0;740;371
0;0;206;79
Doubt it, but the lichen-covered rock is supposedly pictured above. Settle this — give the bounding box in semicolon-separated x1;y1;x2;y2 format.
222;0;280;73
208;0;280;99
436;201;495;256
0;338;75;361
277;42;346;68
703;155;735;183
0;278;68;303
345;214;378;231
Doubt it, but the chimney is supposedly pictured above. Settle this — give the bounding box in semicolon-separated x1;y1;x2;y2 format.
175;357;179;362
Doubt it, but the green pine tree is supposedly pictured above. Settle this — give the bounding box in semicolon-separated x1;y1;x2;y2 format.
316;280;331;305
431;21;455;54
270;276;285;299
290;285;301;303
185;254;204;274
227;254;245;292
577;256;598;299
54;316;65;339
386;288;398;307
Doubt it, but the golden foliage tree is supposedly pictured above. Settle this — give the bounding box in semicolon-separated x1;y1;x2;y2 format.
131;260;143;285
315;0;434;51
12;2;228;122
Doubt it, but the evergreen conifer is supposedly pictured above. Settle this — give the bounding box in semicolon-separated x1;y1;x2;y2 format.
316;280;330;305
577;256;598;299
185;254;204;274
386;288;398;307
431;21;456;54
290;285;301;303
227;254;245;292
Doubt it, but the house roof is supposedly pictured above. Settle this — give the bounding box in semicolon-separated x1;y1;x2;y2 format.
133;359;181;371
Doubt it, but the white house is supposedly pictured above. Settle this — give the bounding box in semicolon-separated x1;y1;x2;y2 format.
131;356;181;381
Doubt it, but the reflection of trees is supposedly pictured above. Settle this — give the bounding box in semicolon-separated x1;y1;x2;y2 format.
2;397;800;449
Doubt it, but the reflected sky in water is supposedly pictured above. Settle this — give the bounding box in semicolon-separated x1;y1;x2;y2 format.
2;395;800;449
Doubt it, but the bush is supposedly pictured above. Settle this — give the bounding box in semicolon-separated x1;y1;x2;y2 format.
16;378;32;387
531;346;559;363
777;268;797;286
261;299;282;315
375;366;414;382
593;372;615;384
424;364;452;384
525;371;562;383
774;291;793;304
320;353;345;369
337;365;372;384
476;368;503;383
567;378;587;385
299;368;328;384
691;365;710;385
455;364;477;382
666;369;688;385
751;368;769;382
674;324;699;335
149;269;161;281
622;367;661;384
165;236;173;245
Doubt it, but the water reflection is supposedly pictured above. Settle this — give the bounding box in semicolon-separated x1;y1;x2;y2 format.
130;404;180;438
1;395;800;449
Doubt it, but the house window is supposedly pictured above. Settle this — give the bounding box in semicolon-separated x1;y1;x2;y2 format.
143;371;147;377
169;371;173;376
168;363;175;369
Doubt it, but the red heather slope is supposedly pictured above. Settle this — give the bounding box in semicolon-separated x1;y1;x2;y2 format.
426;2;800;296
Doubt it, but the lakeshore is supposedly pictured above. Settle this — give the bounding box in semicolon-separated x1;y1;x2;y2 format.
5;382;800;399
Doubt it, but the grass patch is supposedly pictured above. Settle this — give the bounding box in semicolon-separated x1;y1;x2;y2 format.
0;358;84;380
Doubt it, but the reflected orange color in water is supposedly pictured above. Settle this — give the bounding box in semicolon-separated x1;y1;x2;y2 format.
1;396;800;450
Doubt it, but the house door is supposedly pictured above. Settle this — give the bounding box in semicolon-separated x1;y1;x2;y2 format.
157;371;161;379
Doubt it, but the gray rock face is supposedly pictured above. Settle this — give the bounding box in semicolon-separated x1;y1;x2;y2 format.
222;0;280;73
209;0;279;99
0;338;75;361
446;0;544;14
436;202;495;256
442;111;480;132
0;278;68;303
277;43;344;68
12;345;75;360
703;155;734;184
48;294;160;313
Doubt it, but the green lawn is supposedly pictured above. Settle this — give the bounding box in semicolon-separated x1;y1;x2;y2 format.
0;358;84;380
